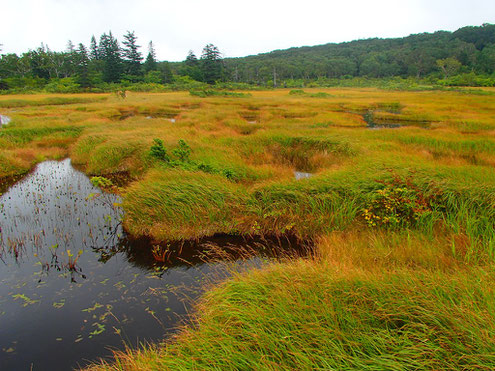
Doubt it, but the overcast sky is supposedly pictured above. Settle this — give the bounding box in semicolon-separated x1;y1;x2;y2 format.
1;0;493;61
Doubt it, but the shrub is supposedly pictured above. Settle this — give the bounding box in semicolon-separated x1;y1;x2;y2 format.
289;89;306;95
149;139;170;162
172;139;191;162
90;176;114;190
362;173;436;229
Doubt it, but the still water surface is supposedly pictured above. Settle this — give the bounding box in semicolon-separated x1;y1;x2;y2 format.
0;159;303;370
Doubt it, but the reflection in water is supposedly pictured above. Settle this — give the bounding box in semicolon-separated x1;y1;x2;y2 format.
0;159;308;370
0;160;123;281
294;171;313;180
0;115;10;127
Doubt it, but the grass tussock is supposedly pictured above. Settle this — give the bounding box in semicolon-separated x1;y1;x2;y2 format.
123;169;249;240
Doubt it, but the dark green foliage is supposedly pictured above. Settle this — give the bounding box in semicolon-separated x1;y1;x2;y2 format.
363;111;375;125
148;139;242;181
122;31;143;76
89;35;99;60
289;89;306;95
172;139;191;162
288;89;332;98
201;44;223;84
75;43;91;88
158;62;173;84
180;50;203;81
149;139;170;162
99;32;122;83
220;24;495;84
143;41;157;73
453;23;495;50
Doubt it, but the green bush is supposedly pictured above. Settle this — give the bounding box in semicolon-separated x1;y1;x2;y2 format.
288;89;306;95
149;139;170;162
90;176;114;190
362;174;435;228
43;78;81;93
172;139;191;162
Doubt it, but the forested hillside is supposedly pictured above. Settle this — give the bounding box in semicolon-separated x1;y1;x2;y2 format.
220;24;495;84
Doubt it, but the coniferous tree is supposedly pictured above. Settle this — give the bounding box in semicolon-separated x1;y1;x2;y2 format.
181;50;203;81
89;35;99;60
99;32;122;83
122;31;143;76
144;41;158;72
64;40;77;77
75;43;91;88
185;50;198;67
200;44;223;84
29;44;52;79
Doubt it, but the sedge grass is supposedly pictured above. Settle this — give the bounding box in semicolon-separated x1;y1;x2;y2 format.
1;89;495;369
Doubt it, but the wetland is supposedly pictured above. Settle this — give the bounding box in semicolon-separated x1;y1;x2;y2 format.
0;88;493;370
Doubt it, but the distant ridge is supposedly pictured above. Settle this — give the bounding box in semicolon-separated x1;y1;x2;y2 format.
213;23;495;83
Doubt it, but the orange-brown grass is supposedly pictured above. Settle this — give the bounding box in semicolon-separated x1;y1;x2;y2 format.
1;89;494;247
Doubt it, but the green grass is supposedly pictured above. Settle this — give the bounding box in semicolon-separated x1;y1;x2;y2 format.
123;169;249;240
87;262;495;370
0;96;107;108
0;126;83;145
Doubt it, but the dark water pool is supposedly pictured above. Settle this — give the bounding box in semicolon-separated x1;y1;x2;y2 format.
0;159;306;370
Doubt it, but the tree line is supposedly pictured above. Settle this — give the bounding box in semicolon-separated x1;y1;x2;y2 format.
0;31;223;91
1;24;494;92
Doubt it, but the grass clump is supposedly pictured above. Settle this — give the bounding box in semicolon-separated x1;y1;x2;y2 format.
122;170;248;240
288;89;333;98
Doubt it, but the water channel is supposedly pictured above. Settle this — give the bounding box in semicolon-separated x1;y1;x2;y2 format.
0;159;306;370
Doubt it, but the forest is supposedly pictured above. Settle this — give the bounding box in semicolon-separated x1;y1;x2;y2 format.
0;23;495;93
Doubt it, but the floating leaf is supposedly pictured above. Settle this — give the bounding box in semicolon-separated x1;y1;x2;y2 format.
53;299;65;309
12;293;40;307
82;302;103;313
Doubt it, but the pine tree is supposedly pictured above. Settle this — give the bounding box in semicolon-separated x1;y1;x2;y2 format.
89;35;99;60
200;44;223;84
75;43;91;88
144;41;158;72
99;32;122;83
185;50;198;67
64;40;77;77
181;50;203;81
122;31;143;76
